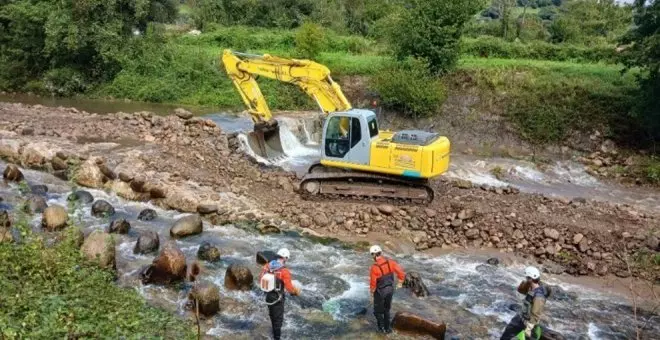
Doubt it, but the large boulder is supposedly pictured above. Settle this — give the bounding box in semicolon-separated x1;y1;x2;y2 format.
91;200;115;218
41;205;68;231
256;250;278;265
134;231;160;254
224;264;253;291
175;108;194;120
81;230;116;270
106;218;130;234
25;195;48;214
187;281;220;317
137;208;157;221
392;312;446;339
170;214;203;238
3;164;23;182
197;241;221;262
29;184;48;195
67;190;94;204
402;272;430;297
75;159;105;188
140;241;187;285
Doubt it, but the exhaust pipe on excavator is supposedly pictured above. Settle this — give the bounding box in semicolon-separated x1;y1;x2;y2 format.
247;119;285;159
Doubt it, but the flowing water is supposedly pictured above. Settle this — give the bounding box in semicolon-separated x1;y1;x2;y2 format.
1;162;658;339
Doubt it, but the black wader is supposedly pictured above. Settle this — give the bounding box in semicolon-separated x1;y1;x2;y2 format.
266;276;285;340
373;260;395;333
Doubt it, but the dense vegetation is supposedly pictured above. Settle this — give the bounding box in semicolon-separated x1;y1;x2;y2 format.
0;205;195;338
0;0;658;155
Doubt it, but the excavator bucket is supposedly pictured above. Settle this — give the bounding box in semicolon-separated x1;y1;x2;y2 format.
246;123;285;160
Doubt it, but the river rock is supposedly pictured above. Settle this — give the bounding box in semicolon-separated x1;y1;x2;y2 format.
175;108;193;120
402;272;430;297
646;236;659;251
75;159;104;188
134;231;159;254
544;228;560;240
3;164;23;182
454;179;472;189
377;204;395;215
42;205;68;231
392;311;446;339
188;281;220;316
110;181;151;201
51;157;68;171
137;208;157;221
29;184;48;195
91;200;115;218
256;250;278;265
487;257;500;266
465;228;479;239
197;241;221;262
457;209;474;220
106;218;130;234
98;163;116;180
197;204;218;214
81;230;116;270
224;264;253;291
578;238;589;253
313;213;330;227
572;233;584;245
67;190;94;204
25;195;48;214
140;241;187;285
257;223;281;234
170;214;203;238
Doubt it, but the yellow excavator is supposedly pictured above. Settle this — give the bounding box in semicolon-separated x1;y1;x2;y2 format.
222;49;451;203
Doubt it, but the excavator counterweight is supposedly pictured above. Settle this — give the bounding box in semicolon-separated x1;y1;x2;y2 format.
221;49;451;204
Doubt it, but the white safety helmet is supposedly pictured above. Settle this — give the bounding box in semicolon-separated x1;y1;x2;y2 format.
369;245;382;255
525;266;541;280
277;248;290;260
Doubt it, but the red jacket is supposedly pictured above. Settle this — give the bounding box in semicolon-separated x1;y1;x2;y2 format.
370;256;405;293
260;263;296;294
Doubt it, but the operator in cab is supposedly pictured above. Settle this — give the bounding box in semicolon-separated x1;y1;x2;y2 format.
500;266;551;340
369;245;406;333
259;248;301;340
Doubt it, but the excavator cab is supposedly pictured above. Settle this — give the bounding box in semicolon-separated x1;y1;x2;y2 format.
322;110;376;165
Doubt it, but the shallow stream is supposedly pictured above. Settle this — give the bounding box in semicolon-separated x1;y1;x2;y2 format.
1;162;658;339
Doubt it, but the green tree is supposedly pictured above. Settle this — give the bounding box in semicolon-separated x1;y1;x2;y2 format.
295;21;326;59
387;0;486;74
620;0;660;150
0;0;176;94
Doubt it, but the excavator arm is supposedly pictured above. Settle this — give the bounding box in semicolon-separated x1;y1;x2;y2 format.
221;49;352;134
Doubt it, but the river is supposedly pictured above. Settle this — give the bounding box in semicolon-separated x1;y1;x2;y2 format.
1;97;659;338
1;162;658;339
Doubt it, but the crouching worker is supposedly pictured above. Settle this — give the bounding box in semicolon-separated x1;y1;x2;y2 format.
500;266;551;340
369;245;406;333
259;248;301;340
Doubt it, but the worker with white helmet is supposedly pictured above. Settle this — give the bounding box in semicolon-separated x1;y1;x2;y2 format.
258;248;301;340
368;245;406;334
500;266;551;339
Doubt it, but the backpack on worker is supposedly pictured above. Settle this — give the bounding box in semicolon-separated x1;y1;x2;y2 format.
374;260;395;296
260;260;284;293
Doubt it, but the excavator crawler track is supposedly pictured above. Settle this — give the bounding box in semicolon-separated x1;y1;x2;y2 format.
299;165;435;204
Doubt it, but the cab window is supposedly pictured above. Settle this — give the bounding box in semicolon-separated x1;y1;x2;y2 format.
325;116;350;158
368;116;378;138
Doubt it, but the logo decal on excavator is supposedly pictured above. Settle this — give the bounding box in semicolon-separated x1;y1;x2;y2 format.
395;154;415;168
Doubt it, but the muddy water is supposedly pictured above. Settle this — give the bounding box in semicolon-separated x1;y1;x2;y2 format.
203;113;660;213
2;162;658;339
0;93;217;116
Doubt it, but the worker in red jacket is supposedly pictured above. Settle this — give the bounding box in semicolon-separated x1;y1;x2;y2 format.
259;248;301;340
369;245;406;333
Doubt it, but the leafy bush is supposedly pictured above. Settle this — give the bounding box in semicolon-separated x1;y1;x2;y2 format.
371;58;446;118
0;217;194;338
387;0;485;74
645;158;660;183
295;22;326;59
43;68;88;97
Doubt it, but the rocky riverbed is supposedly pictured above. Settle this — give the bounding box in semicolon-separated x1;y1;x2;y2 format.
1;102;659;284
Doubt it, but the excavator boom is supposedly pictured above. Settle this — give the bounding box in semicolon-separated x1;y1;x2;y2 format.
222;49;353;158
